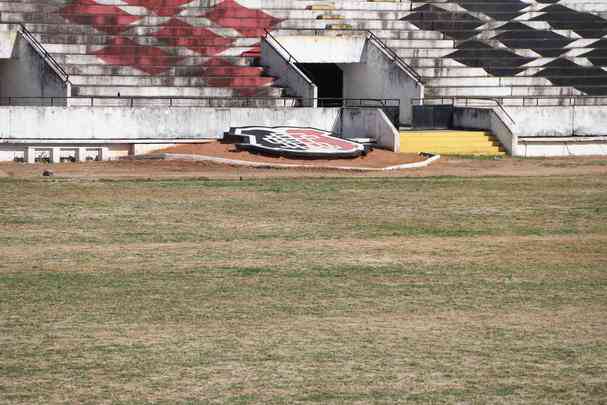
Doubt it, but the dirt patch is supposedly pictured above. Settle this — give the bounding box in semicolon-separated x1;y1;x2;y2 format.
1;155;607;180
155;141;424;168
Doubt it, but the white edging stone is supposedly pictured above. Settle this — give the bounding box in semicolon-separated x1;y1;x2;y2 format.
137;153;441;171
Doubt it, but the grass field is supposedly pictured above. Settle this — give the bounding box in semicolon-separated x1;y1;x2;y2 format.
1;172;606;403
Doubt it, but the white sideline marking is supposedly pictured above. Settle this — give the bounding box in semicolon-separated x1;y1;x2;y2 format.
136;153;441;171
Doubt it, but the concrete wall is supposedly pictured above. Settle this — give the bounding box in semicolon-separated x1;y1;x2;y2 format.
453;105;607;156
516;137;607;157
260;37;317;105
273;35;366;63
340;40;423;125
273;34;423;125
0;31;17;58
0;107;343;141
0;144;25;161
0;35;67;102
508;106;607;138
338;108;400;152
0;105;400;160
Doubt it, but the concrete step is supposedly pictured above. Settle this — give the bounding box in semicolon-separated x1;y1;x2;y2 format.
2;0;605;14
271;28;447;40
3;0;605;16
66;96;300;108
35;33;261;47
425;76;556;87
14;18;605;41
399;130;506;156
62;64;263;76
7;8;607;23
71;85;285;98
50;53;256;66
414;67;500;77
408;60;607;77
18;22;256;36
69;75;275;87
425;85;585;97
43;43;261;57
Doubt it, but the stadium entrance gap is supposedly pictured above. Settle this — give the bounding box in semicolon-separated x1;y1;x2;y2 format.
297;63;343;104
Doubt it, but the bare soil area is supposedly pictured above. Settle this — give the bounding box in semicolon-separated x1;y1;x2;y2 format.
155;141;424;168
0;153;606;180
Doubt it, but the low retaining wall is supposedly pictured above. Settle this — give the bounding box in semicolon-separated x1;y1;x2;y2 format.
0;106;401;161
453;105;607;157
509;106;607;138
0;107;341;141
339;108;400;152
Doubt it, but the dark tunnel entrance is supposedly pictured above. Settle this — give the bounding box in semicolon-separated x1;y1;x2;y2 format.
297;63;343;106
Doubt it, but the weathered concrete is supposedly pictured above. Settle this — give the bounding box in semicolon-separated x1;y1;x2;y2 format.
272;33;423;124
0;105;401;160
0;107;341;141
260;37;317;105
453;107;516;155
0;35;67;102
9;144;113;163
339;108;400;152
340;40;423;125
517;137;607;157
509;106;607;138
273;35;367;64
453;105;607;156
0;30;16;58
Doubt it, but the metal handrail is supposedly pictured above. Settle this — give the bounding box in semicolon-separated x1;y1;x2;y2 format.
263;28;317;84
264;28;423;84
266;28;424;84
18;24;70;84
0;96;400;108
366;30;423;83
413;96;515;125
414;95;607;105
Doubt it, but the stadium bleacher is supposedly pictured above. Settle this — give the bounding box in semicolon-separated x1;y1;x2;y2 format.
1;0;606;104
1;0;607;159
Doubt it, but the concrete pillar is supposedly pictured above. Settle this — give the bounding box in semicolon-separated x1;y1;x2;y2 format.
99;147;109;161
51;147;61;164
26;147;37;164
76;147;87;162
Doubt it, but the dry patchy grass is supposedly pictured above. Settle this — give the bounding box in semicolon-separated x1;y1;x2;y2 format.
0;175;606;403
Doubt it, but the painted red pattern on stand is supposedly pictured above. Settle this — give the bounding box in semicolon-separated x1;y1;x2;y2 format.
60;0;141;34
122;0;192;17
153;18;234;55
59;0;284;94
94;37;184;75
204;0;284;37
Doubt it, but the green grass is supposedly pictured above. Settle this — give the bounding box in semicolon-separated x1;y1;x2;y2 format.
0;175;606;403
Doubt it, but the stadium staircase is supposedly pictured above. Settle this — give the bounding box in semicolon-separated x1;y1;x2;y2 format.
268;0;607;101
1;0;606;107
0;0;296;105
400;129;506;156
